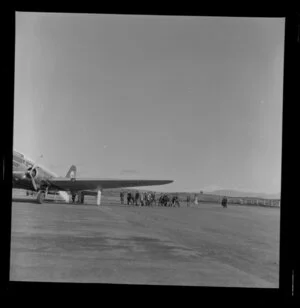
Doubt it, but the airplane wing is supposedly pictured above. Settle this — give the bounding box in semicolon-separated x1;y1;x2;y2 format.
45;178;173;192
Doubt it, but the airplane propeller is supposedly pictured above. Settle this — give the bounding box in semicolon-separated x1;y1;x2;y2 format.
27;154;43;191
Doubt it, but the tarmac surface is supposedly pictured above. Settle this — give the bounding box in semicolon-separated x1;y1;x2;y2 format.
10;199;280;287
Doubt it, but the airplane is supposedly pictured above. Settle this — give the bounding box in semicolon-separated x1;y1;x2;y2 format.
12;149;173;205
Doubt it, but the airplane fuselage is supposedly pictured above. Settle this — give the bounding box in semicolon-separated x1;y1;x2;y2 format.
12;149;173;205
13;150;55;191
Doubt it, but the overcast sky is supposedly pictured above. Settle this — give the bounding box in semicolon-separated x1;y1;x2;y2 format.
14;13;284;193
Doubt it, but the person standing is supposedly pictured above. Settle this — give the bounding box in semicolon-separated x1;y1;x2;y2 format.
194;194;198;205
127;192;132;205
186;195;191;207
135;191;140;206
171;195;176;207
176;195;180;207
130;192;134;205
152;192;156;206
120;191;124;205
144;192;148;206
221;196;228;208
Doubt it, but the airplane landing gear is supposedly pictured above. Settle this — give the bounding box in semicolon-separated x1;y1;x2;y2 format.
37;191;45;204
36;186;48;204
78;192;84;204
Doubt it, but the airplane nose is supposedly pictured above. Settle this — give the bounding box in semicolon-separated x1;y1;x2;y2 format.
13;171;27;180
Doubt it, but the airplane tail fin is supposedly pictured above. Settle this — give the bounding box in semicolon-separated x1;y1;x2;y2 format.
66;165;77;179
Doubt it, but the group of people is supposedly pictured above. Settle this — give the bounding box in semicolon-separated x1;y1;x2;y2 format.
120;191;228;208
119;191;199;207
120;191;155;207
158;194;180;207
120;191;184;207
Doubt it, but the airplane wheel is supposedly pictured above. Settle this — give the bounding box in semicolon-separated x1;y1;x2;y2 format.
37;191;45;204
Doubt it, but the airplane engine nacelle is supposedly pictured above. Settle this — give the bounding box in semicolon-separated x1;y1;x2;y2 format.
26;167;38;179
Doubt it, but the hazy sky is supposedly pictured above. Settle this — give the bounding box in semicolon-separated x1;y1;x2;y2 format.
14;13;284;193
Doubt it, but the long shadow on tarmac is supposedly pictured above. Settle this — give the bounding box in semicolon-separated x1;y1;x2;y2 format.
12;198;69;205
12;198;99;207
12;198;38;204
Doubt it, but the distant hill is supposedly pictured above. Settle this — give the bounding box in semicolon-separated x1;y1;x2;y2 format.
13;188;280;207
94;188;280;200
13;187;280;200
208;189;280;200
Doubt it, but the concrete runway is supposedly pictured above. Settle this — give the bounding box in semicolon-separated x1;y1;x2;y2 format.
10;199;280;287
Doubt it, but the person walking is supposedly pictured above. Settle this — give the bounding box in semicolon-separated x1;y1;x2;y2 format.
221;196;228;208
